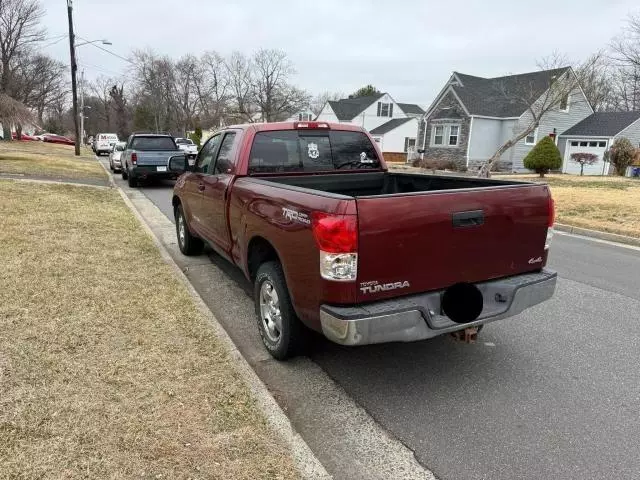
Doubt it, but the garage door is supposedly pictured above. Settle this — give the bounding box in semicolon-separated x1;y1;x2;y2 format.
563;139;609;175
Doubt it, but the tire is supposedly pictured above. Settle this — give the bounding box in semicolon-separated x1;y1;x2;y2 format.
127;171;137;188
175;204;203;255
109;159;114;171
121;165;128;180
254;261;308;360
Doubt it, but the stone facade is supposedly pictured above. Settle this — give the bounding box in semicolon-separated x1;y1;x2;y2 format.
467;158;513;173
417;91;470;170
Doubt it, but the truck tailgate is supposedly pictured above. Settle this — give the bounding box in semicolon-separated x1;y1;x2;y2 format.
135;151;179;166
355;184;551;302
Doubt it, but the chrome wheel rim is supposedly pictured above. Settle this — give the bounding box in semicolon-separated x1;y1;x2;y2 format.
259;281;282;343
178;213;186;247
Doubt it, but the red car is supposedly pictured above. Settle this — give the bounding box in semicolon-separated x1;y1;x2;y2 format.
43;134;75;146
169;121;557;360
11;133;37;141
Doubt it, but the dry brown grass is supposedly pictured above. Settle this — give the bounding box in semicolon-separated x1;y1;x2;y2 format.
0;141;105;180
496;174;640;237
0;180;298;479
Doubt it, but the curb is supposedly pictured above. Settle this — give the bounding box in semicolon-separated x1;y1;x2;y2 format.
98;159;331;479
555;223;640;248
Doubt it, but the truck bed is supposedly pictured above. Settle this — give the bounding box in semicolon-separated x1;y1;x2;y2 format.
253;172;527;198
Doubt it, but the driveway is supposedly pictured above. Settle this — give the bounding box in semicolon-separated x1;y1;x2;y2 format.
104;161;640;480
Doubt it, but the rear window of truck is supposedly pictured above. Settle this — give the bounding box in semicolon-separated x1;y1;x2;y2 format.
131;136;177;151
248;130;380;173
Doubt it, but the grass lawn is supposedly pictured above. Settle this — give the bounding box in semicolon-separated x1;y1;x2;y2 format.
0;180;298;479
0;141;106;180
495;174;640;237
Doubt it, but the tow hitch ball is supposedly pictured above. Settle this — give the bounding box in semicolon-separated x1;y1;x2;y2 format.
450;327;479;344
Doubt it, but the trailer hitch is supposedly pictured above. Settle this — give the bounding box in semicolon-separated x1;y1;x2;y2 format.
450;327;479;344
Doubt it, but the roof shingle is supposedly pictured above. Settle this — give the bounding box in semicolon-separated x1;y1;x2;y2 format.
446;67;571;117
327;93;385;120
560;111;640;137
397;103;425;115
369;117;413;135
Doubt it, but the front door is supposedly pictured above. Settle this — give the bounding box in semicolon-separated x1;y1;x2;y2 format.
200;131;239;253
183;134;221;237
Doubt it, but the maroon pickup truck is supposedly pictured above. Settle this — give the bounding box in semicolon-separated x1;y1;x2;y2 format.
169;121;557;359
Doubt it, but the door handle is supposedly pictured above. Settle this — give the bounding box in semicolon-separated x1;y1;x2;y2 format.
197;183;205;192
452;210;484;228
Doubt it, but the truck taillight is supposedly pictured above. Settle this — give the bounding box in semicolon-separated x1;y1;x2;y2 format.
131;152;137;165
312;213;358;281
546;195;555;249
294;121;330;129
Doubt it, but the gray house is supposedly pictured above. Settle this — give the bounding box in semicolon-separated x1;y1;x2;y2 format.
418;67;594;172
558;111;640;175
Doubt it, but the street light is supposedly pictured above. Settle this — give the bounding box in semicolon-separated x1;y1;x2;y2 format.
76;39;112;47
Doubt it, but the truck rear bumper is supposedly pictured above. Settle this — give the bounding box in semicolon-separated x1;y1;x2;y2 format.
319;269;557;346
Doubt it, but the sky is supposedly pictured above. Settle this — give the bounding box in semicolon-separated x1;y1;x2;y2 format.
41;0;639;108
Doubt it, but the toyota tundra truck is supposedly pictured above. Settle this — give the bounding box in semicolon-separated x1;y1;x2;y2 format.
169;121;557;360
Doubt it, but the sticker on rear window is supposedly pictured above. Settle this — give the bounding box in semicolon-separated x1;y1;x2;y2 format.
307;142;319;159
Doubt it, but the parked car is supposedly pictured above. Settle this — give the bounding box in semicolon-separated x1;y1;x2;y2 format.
175;137;198;160
11;132;37;141
121;133;185;187
169;121;557;360
109;141;126;172
43;134;75;146
93;133;119;156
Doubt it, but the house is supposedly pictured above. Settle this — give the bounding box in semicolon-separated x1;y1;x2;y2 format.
418;67;594;172
558;111;640;175
285;110;315;122
315;93;425;162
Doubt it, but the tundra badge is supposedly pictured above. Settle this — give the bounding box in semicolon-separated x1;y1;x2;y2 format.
360;280;411;294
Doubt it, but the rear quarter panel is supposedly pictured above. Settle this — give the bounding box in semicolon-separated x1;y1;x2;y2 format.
230;178;356;330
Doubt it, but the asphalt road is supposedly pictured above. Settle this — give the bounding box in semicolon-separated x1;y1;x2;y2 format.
107;168;640;480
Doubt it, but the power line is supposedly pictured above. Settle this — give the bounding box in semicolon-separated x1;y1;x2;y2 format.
41;35;68;48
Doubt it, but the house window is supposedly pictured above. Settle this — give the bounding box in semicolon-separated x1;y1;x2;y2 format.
298;112;313;121
449;125;459;146
433;126;444;145
377;102;393;117
559;94;569;112
570;141;579;146
525;128;538;145
589;141;598;147
404;137;416;152
598;141;607;147
579;141;588;147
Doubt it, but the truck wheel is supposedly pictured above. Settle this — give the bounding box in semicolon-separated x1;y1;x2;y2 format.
121;167;128;180
175;204;203;255
127;171;137;188
254;261;307;360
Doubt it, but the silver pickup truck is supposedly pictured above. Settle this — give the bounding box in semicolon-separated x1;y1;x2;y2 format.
121;133;186;187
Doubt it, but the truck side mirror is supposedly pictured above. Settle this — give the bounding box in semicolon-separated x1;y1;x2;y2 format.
168;154;188;173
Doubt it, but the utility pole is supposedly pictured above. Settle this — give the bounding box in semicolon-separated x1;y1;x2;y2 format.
67;0;80;156
80;69;85;146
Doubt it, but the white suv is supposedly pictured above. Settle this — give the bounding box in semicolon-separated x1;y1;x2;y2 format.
93;133;119;156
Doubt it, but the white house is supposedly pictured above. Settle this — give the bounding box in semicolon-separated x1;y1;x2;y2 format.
316;93;425;162
285;110;315;122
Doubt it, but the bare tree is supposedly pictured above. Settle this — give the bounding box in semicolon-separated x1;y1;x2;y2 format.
109;83;128;138
225;51;256;123
0;0;45;94
575;52;612;111
610;12;640;111
0;92;32;136
200;51;230;127
89;76;116;131
478;54;579;177
310;91;343;116
174;54;203;134
252;49;310;122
